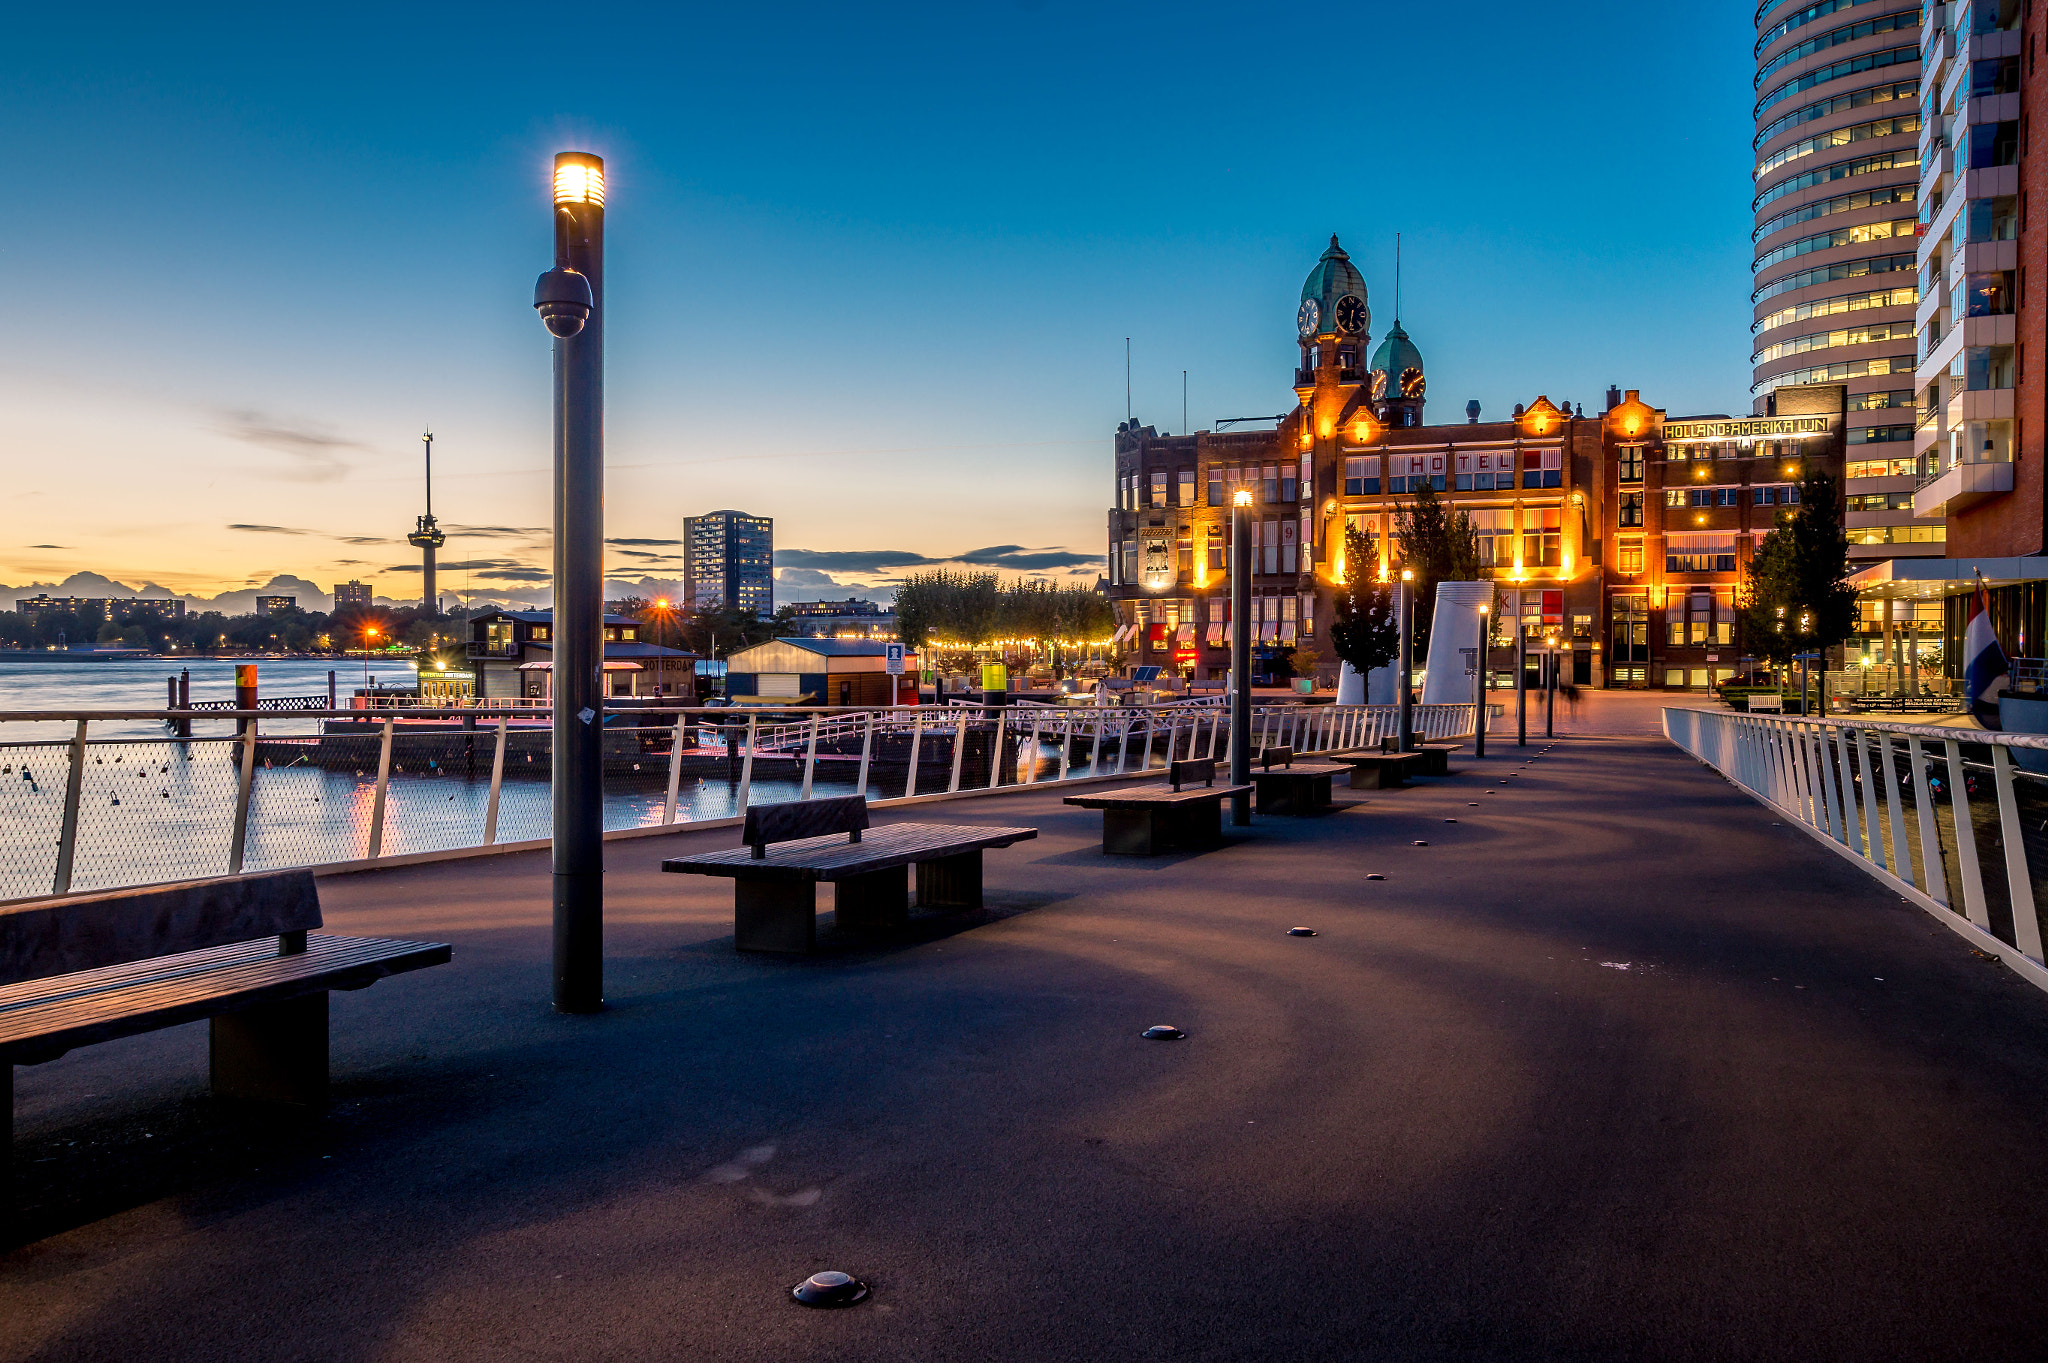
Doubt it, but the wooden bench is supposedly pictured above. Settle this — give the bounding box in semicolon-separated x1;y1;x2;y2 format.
1327;750;1433;789
1246;748;1347;814
1062;758;1253;855
661;795;1037;954
2;870;451;1219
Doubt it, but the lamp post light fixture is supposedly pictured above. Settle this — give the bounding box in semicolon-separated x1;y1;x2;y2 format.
1229;487;1253;825
535;150;606;1015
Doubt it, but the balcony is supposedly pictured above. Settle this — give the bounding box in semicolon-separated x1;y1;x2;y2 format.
1915;457;2012;516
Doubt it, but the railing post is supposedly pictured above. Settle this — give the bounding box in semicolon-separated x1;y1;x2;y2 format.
1943;737;1991;930
365;715;394;860
1025;712;1043;783
1988;744;2043;960
987;707;1008;789
1876;731;1910;875
948;710;968;792
662;712;686;825
800;715;820;800
857;711;875;797
1206;708;1221;759
51;719;88;895
1139;708;1155;772
1907;736;1948;905
1060;715;1074;782
737;715;758;814
1088;710;1104;776
485;716;509;844
1815;724;1846;846
905;712;924;798
226;720;259;874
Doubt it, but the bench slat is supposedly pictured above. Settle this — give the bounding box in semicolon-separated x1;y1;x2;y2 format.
0;934;450;1063
663;823;1037;882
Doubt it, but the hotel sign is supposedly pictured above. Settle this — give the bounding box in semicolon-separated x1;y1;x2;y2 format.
1661;416;1831;443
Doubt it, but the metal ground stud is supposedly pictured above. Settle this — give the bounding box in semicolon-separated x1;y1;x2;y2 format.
792;1270;870;1308
1287;927;1317;937
1141;1025;1186;1040
1412;840;1429;847
1365;873;1385;880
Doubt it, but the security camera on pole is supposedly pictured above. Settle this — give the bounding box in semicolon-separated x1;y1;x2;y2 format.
533;151;605;1015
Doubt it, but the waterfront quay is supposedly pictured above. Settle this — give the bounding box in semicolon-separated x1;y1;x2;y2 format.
9;703;2048;1360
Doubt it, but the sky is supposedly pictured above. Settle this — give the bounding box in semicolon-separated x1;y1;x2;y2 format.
0;0;1762;611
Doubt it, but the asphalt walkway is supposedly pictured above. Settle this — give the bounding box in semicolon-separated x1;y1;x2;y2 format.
8;727;2048;1361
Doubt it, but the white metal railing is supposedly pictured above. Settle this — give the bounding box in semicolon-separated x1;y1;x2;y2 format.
1663;706;2048;991
0;701;1477;902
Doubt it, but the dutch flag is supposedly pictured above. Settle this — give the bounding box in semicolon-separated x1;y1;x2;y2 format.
1965;578;2009;730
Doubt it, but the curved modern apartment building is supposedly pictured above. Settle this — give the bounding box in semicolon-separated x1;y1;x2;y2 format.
1751;0;1939;565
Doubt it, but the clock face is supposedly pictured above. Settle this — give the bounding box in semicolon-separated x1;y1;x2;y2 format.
1335;295;1365;334
1401;368;1426;399
1369;369;1388;402
1297;298;1321;336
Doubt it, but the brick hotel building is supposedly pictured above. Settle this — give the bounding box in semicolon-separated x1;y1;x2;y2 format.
1104;238;1848;690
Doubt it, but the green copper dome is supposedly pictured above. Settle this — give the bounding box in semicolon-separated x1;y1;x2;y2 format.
1371;320;1423;380
1297;235;1369;340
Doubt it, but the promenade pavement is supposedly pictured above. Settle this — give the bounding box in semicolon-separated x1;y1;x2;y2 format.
8;723;2048;1361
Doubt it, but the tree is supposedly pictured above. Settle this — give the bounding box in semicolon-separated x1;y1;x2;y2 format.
1739;469;1853;667
1329;522;1399;678
1392;477;1485;656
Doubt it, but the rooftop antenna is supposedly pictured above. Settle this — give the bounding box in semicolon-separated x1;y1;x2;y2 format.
1183;370;1188;436
1126;337;1132;421
1394;232;1402;321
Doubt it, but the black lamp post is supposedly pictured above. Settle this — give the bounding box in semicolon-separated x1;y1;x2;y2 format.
534;151;605;1015
1474;602;1488;759
1397;568;1414;752
1229;488;1253;825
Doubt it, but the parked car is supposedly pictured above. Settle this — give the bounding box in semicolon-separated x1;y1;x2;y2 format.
1713;670;1775;695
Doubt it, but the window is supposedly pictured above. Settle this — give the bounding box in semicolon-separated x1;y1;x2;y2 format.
1207;525;1224;571
1619;448;1643;483
1848;524;1947;545
1521;448;1562;488
1281;516;1298;573
1954;345;2016;392
1965;271;2015;317
1666;533;1737;573
1752;216;1915;273
1120;540;1136;582
1714;488;1740;507
1343;456;1381;496
1345;513;1379;569
1207;466;1224;506
1522;508;1562;567
1754;113;1921;182
1666;488;1688;508
1262;465;1279;502
1846;491;1915;511
1969;121;2020;170
1280;462;1298;503
1178;470;1196;506
1300;454;1313;501
1751;252;1914;306
1468;508;1512;566
1455;451;1510;491
1150;471;1168;507
1619;492;1644;527
1262;518;1279;575
1177;531;1193;574
1846;424;1913;444
1964;195;2019;244
1387;455;1443;494
1616;541;1644;574
1846;455;1918;478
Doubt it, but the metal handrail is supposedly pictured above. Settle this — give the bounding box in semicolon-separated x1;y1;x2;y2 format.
1662;706;2048;992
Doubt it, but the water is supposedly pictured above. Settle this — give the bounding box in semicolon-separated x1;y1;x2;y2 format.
0;658;1189;896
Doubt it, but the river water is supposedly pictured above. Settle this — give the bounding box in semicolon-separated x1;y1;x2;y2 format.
0;657;1152;898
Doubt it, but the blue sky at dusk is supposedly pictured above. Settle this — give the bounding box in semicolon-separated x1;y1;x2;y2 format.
1;1;1761;608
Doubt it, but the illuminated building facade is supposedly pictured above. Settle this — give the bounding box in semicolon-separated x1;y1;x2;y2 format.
1751;0;1933;563
333;581;373;610
684;510;775;616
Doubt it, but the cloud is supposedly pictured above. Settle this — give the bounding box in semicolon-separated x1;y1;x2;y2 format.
476;567;552;582
775;545;1098;574
227;523;312;535
606;537;683;547
215;409;362;482
338;535;393;545
776;567;843;588
25;544;66;549
448;524;548;539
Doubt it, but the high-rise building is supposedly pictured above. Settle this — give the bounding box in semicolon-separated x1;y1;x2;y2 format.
334;581;373;610
255;596;297;616
683;510;774;615
1750;0;1934;566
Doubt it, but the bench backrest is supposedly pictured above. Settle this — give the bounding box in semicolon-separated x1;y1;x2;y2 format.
0;870;322;988
1169;757;1217;791
1257;747;1294;769
1749;693;1783;712
743;794;868;859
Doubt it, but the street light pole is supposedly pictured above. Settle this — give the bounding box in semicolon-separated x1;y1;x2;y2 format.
1545;634;1556;738
1397;569;1414;752
1474;602;1488;759
535;151;606;1014
1516;620;1528;747
1229;489;1253;825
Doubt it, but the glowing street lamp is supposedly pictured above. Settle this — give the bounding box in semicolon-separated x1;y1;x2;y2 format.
534;150;606;1014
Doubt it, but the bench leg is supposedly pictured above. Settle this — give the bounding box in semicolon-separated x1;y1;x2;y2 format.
1349;766;1398;790
1310;774;1332;808
1255;780;1289;815
917;850;982;911
210;992;329;1107
736;880;818;954
1102;807;1160;855
836;866;910;930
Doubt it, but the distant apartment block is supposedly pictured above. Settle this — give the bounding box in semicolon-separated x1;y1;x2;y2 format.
333;581;373;609
255;596;298;616
783;597;896;639
14;595;185;621
683;510;774;616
